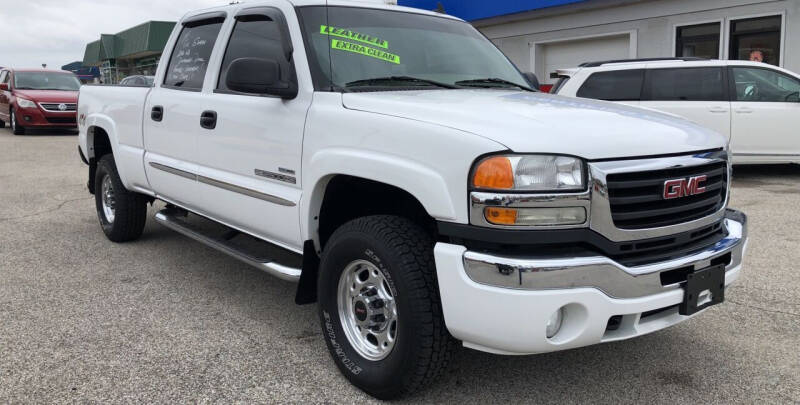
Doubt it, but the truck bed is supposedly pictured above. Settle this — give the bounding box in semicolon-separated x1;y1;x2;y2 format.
78;85;152;194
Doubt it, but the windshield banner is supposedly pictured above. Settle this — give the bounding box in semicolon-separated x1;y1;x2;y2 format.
321;25;389;49
330;39;401;65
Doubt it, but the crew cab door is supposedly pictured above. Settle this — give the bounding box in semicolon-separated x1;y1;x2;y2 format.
143;13;226;208
639;66;731;139
728;66;800;162
193;5;309;250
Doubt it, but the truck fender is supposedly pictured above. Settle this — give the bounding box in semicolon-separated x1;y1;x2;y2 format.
301;148;457;246
84;114;134;189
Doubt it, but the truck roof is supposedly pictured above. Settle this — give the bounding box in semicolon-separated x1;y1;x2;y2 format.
181;0;464;23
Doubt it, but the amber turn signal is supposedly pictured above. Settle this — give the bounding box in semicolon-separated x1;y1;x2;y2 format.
472;156;513;189
485;207;518;225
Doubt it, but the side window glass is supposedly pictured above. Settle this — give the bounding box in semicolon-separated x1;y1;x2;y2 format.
576;70;644;101
218;14;290;92
732;67;800;102
550;76;570;94
648;68;724;101
164;20;224;90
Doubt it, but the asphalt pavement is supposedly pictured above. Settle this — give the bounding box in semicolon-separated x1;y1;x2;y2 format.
1;127;798;403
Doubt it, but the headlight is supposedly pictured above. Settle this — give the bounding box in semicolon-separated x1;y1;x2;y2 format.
472;154;585;191
16;98;36;109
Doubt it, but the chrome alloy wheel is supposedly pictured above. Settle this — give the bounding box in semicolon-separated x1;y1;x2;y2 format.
100;174;116;223
10;110;16;132
337;260;398;361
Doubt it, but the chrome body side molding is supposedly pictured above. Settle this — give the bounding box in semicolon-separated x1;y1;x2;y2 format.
197;175;295;206
148;162;296;206
149;162;197;180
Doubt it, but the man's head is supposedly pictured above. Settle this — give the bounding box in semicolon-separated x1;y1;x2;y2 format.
749;50;764;63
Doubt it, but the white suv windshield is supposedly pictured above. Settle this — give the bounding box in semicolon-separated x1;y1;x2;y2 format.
297;6;530;91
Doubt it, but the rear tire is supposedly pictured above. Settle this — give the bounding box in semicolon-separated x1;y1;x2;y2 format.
10;109;24;135
94;154;148;242
317;215;454;400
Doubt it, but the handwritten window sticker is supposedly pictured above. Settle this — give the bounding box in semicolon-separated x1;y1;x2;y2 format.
330;39;400;65
320;25;389;49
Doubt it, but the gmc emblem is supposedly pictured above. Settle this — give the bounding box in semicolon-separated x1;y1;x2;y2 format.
663;175;707;199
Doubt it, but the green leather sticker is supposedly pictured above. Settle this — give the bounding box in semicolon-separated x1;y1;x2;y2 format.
321;25;389;49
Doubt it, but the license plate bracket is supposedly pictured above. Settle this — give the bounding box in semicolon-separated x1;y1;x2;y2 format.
679;264;725;316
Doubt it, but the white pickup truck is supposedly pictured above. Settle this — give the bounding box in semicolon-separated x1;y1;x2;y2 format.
78;0;748;399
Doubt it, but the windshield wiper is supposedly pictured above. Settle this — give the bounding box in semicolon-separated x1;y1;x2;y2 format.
455;78;535;91
345;76;458;89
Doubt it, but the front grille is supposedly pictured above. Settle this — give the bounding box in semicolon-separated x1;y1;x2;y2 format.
45;116;77;124
612;220;727;266
40;103;77;112
606;161;727;229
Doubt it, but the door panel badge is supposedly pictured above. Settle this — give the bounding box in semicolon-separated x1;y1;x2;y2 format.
255;168;296;184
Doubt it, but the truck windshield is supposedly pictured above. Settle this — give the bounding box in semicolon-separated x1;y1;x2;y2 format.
14;72;81;91
297;6;530;92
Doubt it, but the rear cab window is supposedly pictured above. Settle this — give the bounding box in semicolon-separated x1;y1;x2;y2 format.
163;13;226;91
645;67;726;101
576;69;644;101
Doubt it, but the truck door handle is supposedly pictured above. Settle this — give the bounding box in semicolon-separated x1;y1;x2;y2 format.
151;106;163;122
200;110;217;130
708;107;728;113
735;107;754;114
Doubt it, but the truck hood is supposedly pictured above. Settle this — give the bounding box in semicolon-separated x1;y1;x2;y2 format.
342;90;725;160
13;89;78;103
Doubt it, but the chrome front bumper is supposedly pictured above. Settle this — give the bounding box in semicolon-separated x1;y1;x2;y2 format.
463;210;747;299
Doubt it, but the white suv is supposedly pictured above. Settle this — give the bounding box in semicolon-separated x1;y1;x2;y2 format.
552;58;800;164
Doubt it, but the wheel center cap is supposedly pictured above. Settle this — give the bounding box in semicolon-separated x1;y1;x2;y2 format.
354;301;368;322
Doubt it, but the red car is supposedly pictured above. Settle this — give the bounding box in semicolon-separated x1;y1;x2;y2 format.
0;68;80;135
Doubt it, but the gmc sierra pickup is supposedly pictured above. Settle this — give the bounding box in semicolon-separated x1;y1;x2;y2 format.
77;0;748;399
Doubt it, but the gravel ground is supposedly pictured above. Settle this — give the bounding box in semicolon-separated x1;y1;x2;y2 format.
1;127;798;403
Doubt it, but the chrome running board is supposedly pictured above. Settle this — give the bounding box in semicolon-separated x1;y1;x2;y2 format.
154;209;302;282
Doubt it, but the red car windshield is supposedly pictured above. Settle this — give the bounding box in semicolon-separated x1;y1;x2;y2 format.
14;72;81;91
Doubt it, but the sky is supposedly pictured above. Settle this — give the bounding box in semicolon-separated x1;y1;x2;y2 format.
0;0;223;69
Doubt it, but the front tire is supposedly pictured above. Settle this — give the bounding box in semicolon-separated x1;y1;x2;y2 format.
94;155;148;242
10;109;24;135
317;216;454;400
